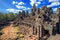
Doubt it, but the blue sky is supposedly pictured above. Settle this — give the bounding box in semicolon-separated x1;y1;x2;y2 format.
0;0;60;13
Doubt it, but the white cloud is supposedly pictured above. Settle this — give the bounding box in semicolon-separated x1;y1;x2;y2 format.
47;2;60;7
49;0;59;2
36;2;41;4
30;0;41;6
53;8;57;11
47;0;60;7
12;1;30;11
16;5;26;9
12;1;18;4
12;1;25;6
6;8;30;13
53;7;60;12
16;5;31;10
6;8;22;13
23;8;30;10
30;0;36;6
27;8;30;10
38;0;43;1
18;1;25;5
35;2;41;6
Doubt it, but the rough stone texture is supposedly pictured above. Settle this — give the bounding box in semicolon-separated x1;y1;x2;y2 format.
14;6;60;40
48;34;60;40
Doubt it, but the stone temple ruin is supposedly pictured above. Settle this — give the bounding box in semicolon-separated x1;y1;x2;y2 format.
14;4;60;40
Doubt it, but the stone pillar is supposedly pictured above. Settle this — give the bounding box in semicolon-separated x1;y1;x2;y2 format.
36;27;37;35
41;25;44;37
37;25;43;40
37;25;40;40
40;25;42;38
32;26;34;34
32;25;37;35
34;27;37;35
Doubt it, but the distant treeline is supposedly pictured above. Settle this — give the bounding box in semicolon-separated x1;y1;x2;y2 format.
0;12;16;25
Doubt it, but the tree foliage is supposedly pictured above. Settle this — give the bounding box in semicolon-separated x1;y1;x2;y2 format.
0;12;16;25
7;12;16;21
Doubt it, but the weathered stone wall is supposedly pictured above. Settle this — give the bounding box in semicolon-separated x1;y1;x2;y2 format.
13;6;60;40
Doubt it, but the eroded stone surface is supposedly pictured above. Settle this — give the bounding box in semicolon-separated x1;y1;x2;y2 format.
13;6;60;40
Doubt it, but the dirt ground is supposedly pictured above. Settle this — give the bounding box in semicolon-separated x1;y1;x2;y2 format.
1;24;60;40
48;34;60;40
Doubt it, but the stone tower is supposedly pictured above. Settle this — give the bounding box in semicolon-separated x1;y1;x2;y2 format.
35;10;44;40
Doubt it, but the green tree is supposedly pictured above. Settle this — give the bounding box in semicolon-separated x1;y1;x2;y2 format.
3;13;9;21
8;12;16;21
0;12;5;24
0;12;4;20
